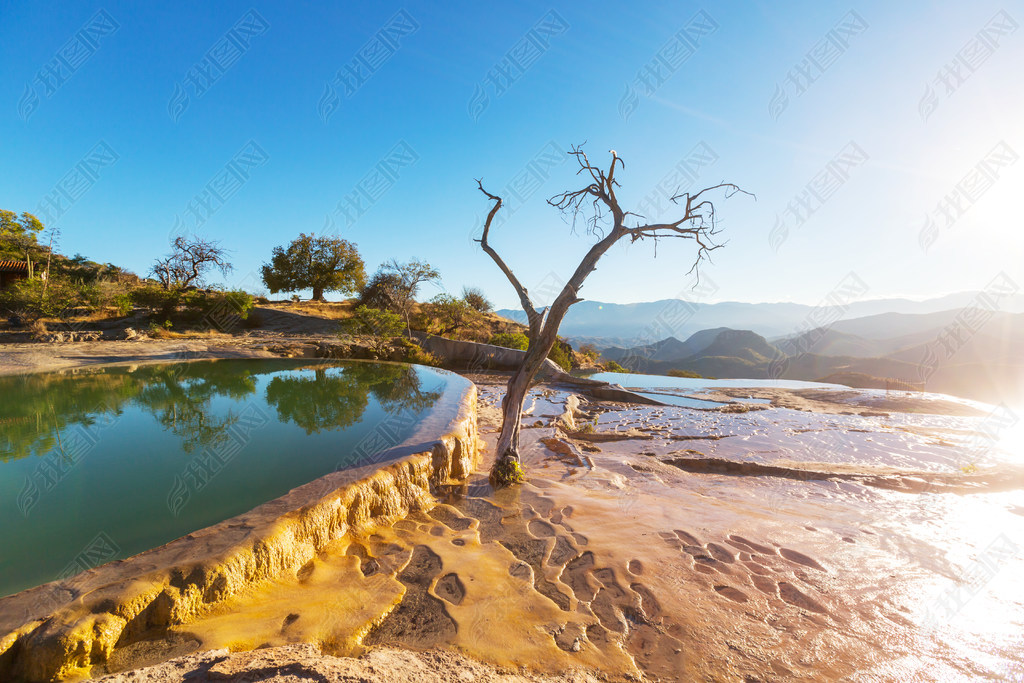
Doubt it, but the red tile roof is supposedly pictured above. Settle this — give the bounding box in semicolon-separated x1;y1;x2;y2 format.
0;261;29;271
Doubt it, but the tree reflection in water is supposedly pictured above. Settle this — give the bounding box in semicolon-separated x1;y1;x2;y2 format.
133;366;258;453
0;361;442;464
264;363;442;435
0;371;138;463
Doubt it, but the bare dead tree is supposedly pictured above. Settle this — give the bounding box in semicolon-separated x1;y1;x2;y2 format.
476;145;751;486
151;236;232;290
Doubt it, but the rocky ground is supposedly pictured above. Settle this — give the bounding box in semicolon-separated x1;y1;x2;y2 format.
3;336;1022;681
94;644;601;682
78;372;1024;681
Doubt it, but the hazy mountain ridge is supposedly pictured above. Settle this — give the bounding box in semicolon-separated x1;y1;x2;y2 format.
596;311;1024;405
497;291;1024;342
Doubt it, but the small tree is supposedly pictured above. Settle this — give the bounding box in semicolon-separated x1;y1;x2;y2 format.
0;210;45;275
426;293;476;336
375;258;440;333
577;342;601;362
359;270;405;311
476;145;750;486
151;236;232;290
343;305;406;354
261;233;366;301
462;286;492;312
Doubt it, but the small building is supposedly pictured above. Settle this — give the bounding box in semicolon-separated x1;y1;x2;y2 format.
0;261;29;289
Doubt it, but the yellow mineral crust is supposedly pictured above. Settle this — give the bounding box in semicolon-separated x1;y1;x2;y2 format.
0;384;479;683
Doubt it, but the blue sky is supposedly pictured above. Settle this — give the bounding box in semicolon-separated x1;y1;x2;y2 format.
1;1;1021;308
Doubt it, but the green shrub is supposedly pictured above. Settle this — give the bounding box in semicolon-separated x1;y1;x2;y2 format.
547;342;572;372
0;276;83;322
130;287;254;329
186;289;254;322
601;360;628;373
73;279;124;311
489;332;572;371
490;457;525;488
343;305;405;339
113;292;133;317
148;319;173;336
488;332;529;350
131;285;181;318
392;337;440;366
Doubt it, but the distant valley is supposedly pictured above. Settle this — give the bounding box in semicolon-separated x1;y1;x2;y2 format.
496;291;1024;343
506;293;1024;406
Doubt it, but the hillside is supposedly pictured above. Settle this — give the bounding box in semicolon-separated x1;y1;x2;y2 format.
602;327;729;365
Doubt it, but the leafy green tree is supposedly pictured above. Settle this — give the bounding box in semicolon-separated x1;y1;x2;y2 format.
261;233;366;301
426;293;476;336
0;210;44;262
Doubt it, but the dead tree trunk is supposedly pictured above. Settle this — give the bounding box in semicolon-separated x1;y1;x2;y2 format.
476;145;750;487
494;333;559;461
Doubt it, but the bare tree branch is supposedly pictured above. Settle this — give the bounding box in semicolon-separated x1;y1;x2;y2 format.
150;236;232;290
475;145;751;485
474;180;543;338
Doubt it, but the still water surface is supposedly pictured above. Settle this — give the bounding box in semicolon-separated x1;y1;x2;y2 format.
0;360;451;597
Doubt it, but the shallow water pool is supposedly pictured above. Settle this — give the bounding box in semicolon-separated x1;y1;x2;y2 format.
587;371;848;392
0;359;456;597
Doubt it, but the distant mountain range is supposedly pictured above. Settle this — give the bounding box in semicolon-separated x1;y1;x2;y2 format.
596;310;1024;406
496;291;1024;344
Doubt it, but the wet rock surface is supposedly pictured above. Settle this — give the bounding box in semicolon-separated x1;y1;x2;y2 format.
10;371;1024;682
94;643;602;682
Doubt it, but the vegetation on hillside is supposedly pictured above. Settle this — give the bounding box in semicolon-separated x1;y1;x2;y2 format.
0;210;594;374
261;234;366;302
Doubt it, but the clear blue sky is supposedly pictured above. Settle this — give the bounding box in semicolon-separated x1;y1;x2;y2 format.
2;1;1021;308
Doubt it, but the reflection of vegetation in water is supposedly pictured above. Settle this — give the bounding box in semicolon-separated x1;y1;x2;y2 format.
0;361;443;463
0;372;138;462
0;362;261;462
264;363;442;435
132;366;259;453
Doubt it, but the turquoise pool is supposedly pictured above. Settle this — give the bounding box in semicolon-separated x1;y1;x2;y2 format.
0;359;456;597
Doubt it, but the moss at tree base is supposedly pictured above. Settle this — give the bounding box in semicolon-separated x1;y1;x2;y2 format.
489;455;525;488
